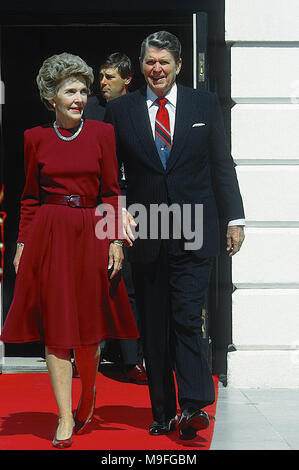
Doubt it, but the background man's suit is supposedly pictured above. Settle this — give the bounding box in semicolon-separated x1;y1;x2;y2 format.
84;95;145;371
104;83;245;422
84;95;105;121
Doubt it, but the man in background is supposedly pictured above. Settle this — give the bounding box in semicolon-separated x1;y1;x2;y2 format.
84;52;132;119
84;52;147;386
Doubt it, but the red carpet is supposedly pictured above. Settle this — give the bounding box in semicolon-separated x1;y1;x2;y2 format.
0;371;218;451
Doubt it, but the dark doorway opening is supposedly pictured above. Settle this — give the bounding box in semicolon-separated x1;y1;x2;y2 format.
0;2;232;383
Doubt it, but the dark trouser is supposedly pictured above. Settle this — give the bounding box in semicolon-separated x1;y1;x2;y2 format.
131;240;215;423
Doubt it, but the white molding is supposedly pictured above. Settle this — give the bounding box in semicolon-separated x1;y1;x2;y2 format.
233;283;299;289
235;160;299;166
225;0;299;42
231;47;299;101
227;350;299;388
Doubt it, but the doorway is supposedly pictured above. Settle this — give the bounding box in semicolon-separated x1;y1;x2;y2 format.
0;5;231;382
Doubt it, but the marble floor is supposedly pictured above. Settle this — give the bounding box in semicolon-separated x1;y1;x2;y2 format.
211;383;299;450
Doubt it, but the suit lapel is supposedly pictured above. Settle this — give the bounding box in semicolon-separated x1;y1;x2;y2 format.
127;84;206;173
166;84;205;173
127;87;165;172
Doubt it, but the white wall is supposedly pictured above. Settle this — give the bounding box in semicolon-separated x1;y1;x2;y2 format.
225;0;299;387
232;105;299;161
225;0;299;42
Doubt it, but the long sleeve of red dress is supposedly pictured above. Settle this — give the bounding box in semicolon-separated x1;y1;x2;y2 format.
96;123;123;242
0;119;138;348
17;130;41;243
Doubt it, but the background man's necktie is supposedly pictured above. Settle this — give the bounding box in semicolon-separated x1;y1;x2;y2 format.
155;98;172;169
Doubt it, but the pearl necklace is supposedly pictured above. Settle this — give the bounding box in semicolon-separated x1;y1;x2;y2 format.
53;118;84;141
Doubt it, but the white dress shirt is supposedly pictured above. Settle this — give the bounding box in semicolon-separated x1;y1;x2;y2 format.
145;84;245;227
146;82;177;139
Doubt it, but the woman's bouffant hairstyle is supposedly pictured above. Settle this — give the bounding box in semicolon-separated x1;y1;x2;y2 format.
36;52;94;111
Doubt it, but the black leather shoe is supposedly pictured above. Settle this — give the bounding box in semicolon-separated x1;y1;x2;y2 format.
149;415;178;436
179;409;209;440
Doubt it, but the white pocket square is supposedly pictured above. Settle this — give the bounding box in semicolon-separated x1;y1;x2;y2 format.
192;122;206;127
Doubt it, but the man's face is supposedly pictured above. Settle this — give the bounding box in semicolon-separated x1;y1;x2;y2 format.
99;66;132;101
140;47;182;98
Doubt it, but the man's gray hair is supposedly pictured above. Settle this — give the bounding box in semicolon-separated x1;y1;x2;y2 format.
36;52;94;111
140;31;182;63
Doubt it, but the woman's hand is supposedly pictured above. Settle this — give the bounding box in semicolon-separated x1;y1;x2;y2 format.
13;244;24;273
108;242;124;279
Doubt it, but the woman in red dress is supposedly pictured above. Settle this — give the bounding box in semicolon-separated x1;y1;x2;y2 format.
0;52;139;448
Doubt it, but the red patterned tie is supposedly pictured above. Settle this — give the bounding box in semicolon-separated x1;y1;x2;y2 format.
155;98;172;169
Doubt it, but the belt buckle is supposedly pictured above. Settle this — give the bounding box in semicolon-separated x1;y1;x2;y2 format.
67;195;80;208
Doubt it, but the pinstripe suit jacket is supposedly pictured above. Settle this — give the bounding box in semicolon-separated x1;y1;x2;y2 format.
104;83;244;264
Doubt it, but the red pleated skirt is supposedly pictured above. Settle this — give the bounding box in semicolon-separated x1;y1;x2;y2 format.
0;204;139;349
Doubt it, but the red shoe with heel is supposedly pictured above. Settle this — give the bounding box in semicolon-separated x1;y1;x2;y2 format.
52;419;74;448
74;386;96;434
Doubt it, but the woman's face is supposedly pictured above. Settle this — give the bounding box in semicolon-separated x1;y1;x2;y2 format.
50;75;88;128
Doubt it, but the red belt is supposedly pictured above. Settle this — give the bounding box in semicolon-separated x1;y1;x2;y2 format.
41;193;98;208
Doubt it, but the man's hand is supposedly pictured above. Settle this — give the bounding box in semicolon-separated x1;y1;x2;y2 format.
122;208;137;247
226;226;245;257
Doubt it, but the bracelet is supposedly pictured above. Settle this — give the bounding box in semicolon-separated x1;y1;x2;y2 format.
17;242;24;247
112;240;124;247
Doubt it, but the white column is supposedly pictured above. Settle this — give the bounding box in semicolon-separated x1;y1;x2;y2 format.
225;0;299;387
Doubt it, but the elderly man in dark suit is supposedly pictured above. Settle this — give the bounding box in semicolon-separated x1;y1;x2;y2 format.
104;31;245;440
